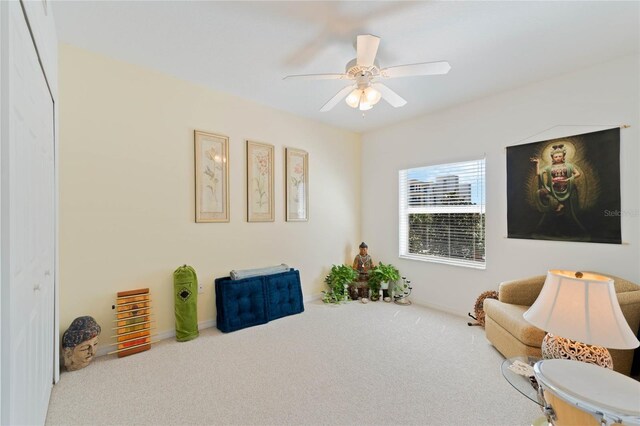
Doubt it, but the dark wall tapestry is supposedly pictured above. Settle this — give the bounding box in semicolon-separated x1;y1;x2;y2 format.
506;128;621;244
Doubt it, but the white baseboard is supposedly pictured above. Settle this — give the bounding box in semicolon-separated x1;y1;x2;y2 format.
304;292;322;302
154;319;216;342
94;297;456;359
97;319;217;358
97;295;319;358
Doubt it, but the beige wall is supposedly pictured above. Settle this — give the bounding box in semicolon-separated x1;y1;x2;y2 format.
361;55;640;316
59;44;361;347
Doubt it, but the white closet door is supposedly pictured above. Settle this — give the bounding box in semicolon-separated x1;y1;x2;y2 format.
3;1;55;424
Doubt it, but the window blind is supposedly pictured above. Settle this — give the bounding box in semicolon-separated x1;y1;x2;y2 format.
399;158;486;269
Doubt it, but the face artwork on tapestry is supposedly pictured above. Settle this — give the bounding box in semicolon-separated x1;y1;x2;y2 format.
506;128;621;244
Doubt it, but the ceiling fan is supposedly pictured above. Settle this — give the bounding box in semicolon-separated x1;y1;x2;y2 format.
284;34;451;112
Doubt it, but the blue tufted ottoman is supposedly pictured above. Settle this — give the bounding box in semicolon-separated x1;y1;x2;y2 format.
215;269;304;332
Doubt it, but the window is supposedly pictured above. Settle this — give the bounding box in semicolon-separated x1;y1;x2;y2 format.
399;158;486;269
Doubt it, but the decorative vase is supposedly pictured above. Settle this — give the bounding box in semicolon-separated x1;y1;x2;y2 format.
381;282;390;301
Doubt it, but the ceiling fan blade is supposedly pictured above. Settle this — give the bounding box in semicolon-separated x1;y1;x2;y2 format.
320;85;356;112
283;73;348;81
374;83;407;108
381;61;451;78
356;34;380;67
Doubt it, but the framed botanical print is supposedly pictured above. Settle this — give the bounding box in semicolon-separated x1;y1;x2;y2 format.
246;140;274;222
194;130;229;223
285;148;308;222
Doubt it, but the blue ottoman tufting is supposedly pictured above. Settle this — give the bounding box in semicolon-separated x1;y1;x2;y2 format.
265;269;304;321
215;277;268;333
215;269;304;333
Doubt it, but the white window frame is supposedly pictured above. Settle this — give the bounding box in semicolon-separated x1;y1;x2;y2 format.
399;158;486;269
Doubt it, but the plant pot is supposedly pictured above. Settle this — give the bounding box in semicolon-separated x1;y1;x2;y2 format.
357;285;370;299
381;281;389;290
347;284;359;300
370;293;380;301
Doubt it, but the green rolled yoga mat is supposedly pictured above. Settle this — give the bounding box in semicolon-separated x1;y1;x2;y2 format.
173;265;199;342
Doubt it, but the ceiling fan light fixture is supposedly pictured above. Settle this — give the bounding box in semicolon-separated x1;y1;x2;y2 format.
345;89;361;108
284;34;450;113
359;95;373;111
364;87;382;105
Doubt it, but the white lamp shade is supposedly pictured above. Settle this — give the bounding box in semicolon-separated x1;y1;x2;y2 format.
345;89;360;108
523;270;640;349
364;87;382;105
359;98;373;111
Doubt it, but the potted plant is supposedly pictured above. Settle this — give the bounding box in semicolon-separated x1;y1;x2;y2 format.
370;262;400;301
367;274;382;301
322;264;358;304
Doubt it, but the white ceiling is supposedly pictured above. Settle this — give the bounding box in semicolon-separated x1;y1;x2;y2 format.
52;1;639;133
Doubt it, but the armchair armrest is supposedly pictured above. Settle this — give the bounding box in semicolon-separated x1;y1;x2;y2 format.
618;290;640;333
498;275;546;306
618;289;640;305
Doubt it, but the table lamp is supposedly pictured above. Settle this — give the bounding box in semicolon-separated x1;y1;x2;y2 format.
523;270;640;369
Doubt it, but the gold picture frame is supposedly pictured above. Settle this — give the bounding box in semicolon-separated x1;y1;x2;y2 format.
285;148;308;222
194;130;229;223
246;140;275;222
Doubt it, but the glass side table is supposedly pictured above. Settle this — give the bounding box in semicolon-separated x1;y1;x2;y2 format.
501;356;543;406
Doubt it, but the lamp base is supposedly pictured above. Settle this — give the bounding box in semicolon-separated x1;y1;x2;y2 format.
541;333;613;370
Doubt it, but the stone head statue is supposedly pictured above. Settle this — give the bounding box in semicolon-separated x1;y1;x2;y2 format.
62;316;101;371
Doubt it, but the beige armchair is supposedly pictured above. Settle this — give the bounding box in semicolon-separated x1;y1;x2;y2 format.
483;273;640;376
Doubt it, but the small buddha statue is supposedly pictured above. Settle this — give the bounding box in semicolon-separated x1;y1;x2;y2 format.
353;242;375;299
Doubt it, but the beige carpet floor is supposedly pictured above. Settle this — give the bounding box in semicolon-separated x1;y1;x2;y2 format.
46;300;541;425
